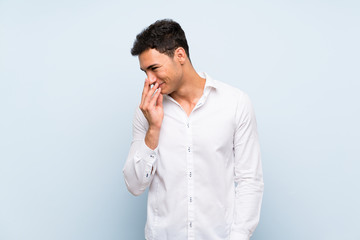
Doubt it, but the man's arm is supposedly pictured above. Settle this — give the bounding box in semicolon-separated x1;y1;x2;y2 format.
123;78;163;196
231;93;264;240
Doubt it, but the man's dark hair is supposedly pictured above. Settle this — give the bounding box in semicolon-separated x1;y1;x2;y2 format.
131;19;190;60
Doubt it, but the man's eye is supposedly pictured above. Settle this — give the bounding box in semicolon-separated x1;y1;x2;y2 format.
151;67;158;71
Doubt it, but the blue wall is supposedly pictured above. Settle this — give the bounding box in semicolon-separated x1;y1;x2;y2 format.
1;0;359;239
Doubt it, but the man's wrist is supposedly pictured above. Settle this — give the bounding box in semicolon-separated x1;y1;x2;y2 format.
145;126;161;150
148;124;161;132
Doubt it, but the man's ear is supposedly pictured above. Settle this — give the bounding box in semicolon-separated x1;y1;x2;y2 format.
174;47;187;64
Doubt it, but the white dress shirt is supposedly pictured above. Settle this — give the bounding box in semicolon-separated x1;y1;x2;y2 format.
123;72;264;240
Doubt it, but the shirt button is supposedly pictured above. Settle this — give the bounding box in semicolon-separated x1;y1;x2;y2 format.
190;197;192;202
189;172;192;177
188;147;191;152
150;155;155;158
189;222;192;228
187;123;189;128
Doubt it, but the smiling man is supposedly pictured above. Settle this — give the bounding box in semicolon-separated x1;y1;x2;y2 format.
123;19;264;240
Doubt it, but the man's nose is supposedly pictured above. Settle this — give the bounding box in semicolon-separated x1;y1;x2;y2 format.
146;72;157;84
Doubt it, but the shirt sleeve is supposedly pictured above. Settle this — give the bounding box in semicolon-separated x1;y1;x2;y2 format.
230;93;264;240
123;107;159;196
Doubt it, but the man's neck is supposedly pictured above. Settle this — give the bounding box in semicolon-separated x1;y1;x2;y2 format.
169;65;206;116
170;67;206;106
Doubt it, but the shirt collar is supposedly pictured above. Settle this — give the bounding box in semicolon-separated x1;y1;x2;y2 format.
163;72;217;101
199;72;218;90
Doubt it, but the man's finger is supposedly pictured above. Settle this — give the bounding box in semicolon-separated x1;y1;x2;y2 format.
140;79;148;105
149;87;161;107
144;82;159;105
156;89;163;108
141;78;151;106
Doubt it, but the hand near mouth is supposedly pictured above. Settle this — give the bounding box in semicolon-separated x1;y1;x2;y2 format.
139;77;164;150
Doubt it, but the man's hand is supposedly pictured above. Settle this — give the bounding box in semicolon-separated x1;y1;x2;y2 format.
139;77;164;150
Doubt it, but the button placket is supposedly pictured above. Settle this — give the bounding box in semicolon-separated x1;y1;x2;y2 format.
186;117;194;238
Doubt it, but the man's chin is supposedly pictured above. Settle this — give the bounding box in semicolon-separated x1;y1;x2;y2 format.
159;86;167;94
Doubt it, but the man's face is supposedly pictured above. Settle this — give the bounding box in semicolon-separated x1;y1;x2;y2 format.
139;48;183;95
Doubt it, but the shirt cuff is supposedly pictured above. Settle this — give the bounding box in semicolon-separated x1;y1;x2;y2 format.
135;139;158;166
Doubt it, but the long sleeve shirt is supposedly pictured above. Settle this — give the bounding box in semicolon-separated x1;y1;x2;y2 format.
123;72;264;240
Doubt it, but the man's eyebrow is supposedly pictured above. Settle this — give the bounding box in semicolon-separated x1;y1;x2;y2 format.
140;64;158;72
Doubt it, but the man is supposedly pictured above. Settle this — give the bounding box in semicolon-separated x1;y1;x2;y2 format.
123;19;264;240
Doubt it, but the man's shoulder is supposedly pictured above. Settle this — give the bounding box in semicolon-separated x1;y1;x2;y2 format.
205;74;254;111
214;79;244;93
209;76;248;101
